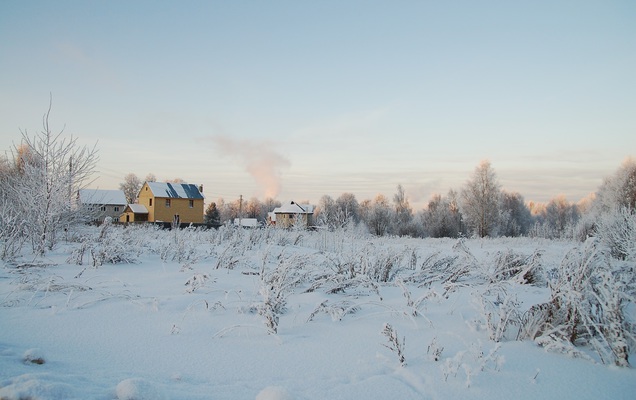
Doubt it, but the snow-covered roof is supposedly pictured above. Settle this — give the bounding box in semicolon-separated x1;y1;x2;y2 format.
127;204;148;214
273;201;314;214
144;182;204;199
78;189;127;206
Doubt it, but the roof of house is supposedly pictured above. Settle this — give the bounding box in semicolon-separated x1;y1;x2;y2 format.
78;189;127;206
273;201;314;214
144;182;205;199
126;204;148;214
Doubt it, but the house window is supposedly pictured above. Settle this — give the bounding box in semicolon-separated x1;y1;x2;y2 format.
189;200;194;208
149;198;153;207
100;206;106;212
165;199;171;207
114;206;120;212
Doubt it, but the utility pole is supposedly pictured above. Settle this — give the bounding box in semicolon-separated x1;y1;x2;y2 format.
239;194;243;228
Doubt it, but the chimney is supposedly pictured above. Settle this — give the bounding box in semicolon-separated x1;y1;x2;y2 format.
198;184;203;193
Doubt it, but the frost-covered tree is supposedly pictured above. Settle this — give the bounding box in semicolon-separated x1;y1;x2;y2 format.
316;193;360;229
5;101;98;255
393;184;415;236
145;173;157;182
530;195;580;239
0;154;27;258
365;194;393;236
545;195;579;238
316;195;337;229
335;192;360;226
119;173;142;204
421;191;461;238
585;159;636;259
594;158;636;213
460;160;501;238
499;191;532;237
245;197;263;219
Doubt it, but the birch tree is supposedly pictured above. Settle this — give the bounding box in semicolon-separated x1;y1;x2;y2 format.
393;184;415;236
460;160;501;238
367;194;392;236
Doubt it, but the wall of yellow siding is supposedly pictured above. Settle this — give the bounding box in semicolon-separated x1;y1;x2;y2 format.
138;183;156;222
153;198;204;223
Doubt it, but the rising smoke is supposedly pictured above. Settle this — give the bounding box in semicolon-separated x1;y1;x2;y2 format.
209;135;290;198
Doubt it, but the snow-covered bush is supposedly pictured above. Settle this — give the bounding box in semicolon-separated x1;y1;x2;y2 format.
69;222;140;267
472;285;522;342
490;249;544;285
519;238;634;366
257;252;307;333
594;207;636;261
159;225;202;264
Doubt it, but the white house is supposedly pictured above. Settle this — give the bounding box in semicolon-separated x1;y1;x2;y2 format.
77;189;127;223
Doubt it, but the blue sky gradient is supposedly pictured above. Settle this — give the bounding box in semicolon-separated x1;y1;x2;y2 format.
1;1;634;208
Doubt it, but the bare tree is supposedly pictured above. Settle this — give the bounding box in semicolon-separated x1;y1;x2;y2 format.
7;99;98;255
335;192;360;226
499;191;532;237
245;197;263;219
460;160;501;238
119;173;142;204
145;173;157;182
544;195;579;238
166;177;185;183
422;191;461;238
366;194;392;236
393;184;415;236
316;195;337;229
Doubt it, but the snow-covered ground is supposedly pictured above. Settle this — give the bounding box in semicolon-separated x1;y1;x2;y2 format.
1;225;635;400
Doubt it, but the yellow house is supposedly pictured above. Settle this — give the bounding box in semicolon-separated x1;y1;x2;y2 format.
119;204;149;223
132;181;205;224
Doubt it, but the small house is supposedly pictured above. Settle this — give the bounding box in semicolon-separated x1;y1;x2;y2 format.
119;204;149;223
271;201;314;228
78;189;127;223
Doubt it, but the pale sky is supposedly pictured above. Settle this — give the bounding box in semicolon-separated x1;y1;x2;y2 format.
1;1;634;209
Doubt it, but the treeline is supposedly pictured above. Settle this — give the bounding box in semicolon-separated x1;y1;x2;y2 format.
195;159;635;244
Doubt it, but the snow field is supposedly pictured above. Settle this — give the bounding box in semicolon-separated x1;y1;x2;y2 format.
1;226;635;399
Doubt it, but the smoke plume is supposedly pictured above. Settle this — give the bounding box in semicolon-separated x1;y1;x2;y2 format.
209;135;290;198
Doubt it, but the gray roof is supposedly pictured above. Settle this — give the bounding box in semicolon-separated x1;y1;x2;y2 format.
78;189;127;206
127;204;148;214
145;182;204;199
